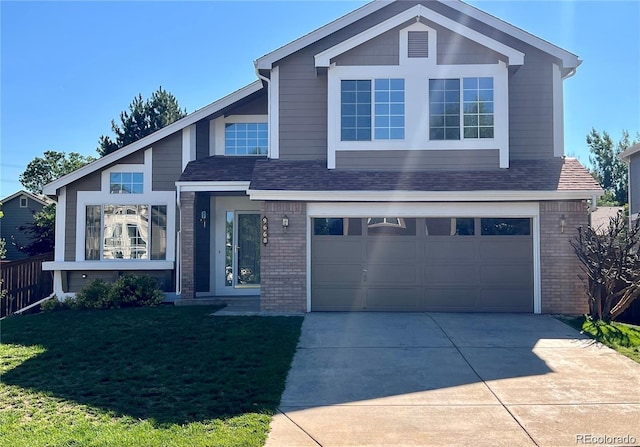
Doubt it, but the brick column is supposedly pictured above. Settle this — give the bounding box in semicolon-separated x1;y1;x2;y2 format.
260;201;307;313
180;191;196;300
539;200;589;314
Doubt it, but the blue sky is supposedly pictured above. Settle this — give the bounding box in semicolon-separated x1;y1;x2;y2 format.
1;0;639;197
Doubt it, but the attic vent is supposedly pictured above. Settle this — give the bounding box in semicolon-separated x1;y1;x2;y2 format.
408;31;429;58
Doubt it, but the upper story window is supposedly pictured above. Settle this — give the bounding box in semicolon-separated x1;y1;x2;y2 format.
429;77;494;141
225;122;268;155
19;197;28;207
341;78;405;141
110;172;143;194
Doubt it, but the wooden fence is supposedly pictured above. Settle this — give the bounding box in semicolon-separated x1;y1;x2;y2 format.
1;252;53;317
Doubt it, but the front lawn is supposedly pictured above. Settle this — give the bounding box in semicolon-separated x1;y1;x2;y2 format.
0;306;302;447
561;316;640;363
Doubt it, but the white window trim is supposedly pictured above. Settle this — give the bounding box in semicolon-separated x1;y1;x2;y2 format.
213;114;269;156
76;149;176;263
327;62;509;168
182;124;197;170
552;63;564;158
305;201;541;314
269;66;280;159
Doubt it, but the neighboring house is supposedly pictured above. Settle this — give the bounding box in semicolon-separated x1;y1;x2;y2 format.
0;190;49;261
620;142;640;222
43;0;603;314
589;206;623;234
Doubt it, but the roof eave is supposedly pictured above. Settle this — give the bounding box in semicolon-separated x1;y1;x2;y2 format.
42;81;264;196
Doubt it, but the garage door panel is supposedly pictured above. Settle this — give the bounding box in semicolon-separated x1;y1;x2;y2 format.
312;263;363;285
425;264;477;285
479;288;533;312
426;239;476;260
481;263;532;284
424;288;477;309
367;264;417;285
312;288;363;311
480;239;531;260
365;288;419;309
313;239;362;261
366;240;417;260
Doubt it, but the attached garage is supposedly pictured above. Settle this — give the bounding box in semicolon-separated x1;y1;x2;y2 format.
311;216;533;312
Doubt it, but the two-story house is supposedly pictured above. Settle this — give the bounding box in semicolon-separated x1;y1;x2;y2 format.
621;143;640;221
0;190;50;261
43;0;602;314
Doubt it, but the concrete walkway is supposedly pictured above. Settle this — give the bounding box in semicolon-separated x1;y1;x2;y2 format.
265;313;640;447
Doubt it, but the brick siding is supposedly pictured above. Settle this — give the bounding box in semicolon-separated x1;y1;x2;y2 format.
180;191;196;300
260;201;307;313
539;200;589;314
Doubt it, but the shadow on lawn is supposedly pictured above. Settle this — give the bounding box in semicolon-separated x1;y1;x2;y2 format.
1;306;302;425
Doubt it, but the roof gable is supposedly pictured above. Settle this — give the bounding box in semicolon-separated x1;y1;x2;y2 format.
314;4;524;68
42;81;264;195
256;0;579;73
0;190;49;206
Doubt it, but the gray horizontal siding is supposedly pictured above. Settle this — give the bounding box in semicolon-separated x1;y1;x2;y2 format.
196;119;210;160
65;172;101;261
226;91;268;115
435;25;502;65
336;149;500;171
631;155;640;215
335;26;400;66
152;132;182;191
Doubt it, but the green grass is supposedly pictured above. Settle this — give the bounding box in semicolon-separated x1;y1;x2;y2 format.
561;316;640;363
0;306;303;447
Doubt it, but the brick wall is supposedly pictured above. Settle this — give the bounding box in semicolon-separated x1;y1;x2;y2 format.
539;200;589;314
180;191;196;300
260;201;307;313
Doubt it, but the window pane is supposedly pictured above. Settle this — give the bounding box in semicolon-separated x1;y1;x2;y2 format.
103;205;149;259
463;77;494;140
341;80;371;141
225;211;233;286
429;78;460;141
225;122;268;155
85;205;101;260
481;218;530;236
151;205;167;260
374;78;404;140
313;218;362;236
110;172;143;194
425;217;476;237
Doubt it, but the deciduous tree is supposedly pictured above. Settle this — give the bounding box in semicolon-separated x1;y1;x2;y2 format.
19;150;95;195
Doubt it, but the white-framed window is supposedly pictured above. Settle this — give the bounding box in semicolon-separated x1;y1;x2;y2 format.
19;197;28;208
340;78;405;141
76;149;176;264
428;77;494;141
212;115;269;156
85;204;167;261
225;122;268;155
110;172;144;194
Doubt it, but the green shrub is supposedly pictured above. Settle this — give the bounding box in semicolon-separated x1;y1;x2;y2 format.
75;279;113;309
40;296;76;312
108;274;164;308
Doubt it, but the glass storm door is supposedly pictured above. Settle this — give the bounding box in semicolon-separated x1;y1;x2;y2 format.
234;212;261;287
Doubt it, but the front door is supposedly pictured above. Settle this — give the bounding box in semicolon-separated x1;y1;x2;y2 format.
233;212;261;288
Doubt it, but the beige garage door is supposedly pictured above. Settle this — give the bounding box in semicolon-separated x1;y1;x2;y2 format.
311;217;533;312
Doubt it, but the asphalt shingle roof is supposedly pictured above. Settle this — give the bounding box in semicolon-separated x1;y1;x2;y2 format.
179;156;601;193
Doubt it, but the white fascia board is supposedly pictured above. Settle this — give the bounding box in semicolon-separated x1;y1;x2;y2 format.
43;261;175;271
620;143;640;161
43;81;264;195
315;4;524;67
248;189;603;202
444;0;580;70
175;181;251;193
255;1;391;70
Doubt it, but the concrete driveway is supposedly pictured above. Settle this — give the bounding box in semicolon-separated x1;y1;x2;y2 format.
265;313;640;447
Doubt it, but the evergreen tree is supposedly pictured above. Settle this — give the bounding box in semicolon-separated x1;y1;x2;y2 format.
97;87;187;156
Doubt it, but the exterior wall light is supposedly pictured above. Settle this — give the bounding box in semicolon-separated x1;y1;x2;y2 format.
282;215;289;230
200;210;208;228
560;214;566;233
